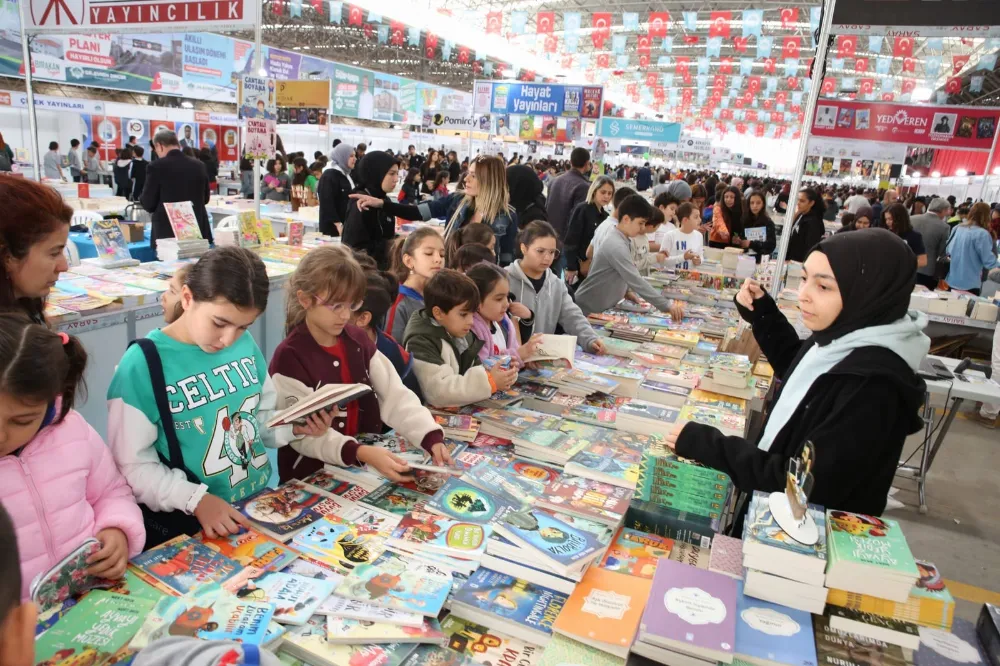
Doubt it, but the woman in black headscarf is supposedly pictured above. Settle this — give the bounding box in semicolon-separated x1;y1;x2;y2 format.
786;187;826;262
666;229;929;527
507;165;547;227
342;151;405;268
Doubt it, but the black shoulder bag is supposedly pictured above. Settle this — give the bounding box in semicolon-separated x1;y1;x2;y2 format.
935;225;958;280
129;338;203;547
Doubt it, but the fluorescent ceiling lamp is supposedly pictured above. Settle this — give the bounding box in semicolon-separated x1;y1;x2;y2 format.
956;168;967;176
181;101;193;108
932;170;941;177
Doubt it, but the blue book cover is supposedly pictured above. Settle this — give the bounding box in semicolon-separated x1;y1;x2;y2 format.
493;508;605;573
463;461;541;505
131;535;240;595
451;567;566;636
734;582;818;666
426;477;521;524
333;552;454;616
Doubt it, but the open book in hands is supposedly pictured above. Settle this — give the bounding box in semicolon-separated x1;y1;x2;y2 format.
266;383;373;428
519;334;577;366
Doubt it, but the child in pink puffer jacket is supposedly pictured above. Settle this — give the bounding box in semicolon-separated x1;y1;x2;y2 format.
0;314;145;601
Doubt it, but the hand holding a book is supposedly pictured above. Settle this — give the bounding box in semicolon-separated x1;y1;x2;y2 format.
195;494;250;539
518;334;544;361
736;278;765;311
85;528;129;579
429;442;454;467
669;300;685;323
588;338;607;355
489;366;519;392
292;408;336;438
357;445;413;483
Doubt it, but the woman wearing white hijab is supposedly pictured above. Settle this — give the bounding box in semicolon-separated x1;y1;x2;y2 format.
317;143;356;236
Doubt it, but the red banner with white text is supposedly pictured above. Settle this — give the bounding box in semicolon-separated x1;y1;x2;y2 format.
810;100;1000;151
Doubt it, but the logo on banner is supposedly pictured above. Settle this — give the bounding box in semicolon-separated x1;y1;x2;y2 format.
31;0;83;28
607;120;621;136
126;119;145;138
876;109;927;131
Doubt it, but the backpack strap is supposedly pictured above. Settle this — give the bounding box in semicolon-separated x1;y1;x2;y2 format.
128;339;200;485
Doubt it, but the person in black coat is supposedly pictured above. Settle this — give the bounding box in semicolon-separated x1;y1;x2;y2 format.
563;175;614;284
786;186;826;262
140;129;211;249
317;143;356;236
739;189;777;263
129;145;148;201
666;229;928;530
342;151;406;269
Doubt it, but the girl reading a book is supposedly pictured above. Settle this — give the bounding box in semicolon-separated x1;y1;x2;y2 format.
467;262;541;366
0;178;72;323
666;229;929;526
0;313;145;601
385;227;445;343
108;247;318;545
268;245;450;484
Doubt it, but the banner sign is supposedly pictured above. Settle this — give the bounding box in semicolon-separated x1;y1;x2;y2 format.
806;136;909;163
487;82;603;118
678;135;712;154
276;80;330;108
240;76;276;160
811;100;1000;151
22;0;259;33
422;111;477;131
597;117;681;143
831;0;1000;36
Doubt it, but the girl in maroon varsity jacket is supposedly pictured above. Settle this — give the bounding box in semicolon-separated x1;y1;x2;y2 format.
268;246;451;483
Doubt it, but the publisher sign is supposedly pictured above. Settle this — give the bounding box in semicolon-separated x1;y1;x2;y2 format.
24;0;259;34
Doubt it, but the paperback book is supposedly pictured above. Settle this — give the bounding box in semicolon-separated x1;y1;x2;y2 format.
734;582;819;666
333;552;453;616
552;567;653;657
34;591;154;666
426;477;521;524
387;510;491;560
292;513;389;573
599;527;674;579
492;507;605;576
224;570;336;626
233;481;353;541
536;476;632;525
441;614;544;666
539;634;626;666
362;483;429;516
813;615;910;666
130;535;240;595
449;567;567;644
282;614;416;666
318;595;424;628
199;527;299;574
826;510;920;603
324;616;445;644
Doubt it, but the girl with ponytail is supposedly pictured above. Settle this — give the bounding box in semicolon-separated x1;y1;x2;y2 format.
0;313;145;600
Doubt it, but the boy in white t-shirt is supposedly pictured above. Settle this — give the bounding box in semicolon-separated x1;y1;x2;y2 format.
661;202;704;271
650;191;681;252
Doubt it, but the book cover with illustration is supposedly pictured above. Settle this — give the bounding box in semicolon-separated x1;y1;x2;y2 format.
599;527;673;579
813;615;909;666
564;449;640;489
104;565;174;603
233;481;350;540
735;582;818;666
687;389;748;414
441;614;544;666
537;476;632;524
362;482;429;516
318;595;424;628
287;220;305;247
164;201;204;240
224;570;336;626
679;405;747;436
744;492;828;561
827;511;920;578
284;558;345;583
325;616;445;644
463;460;543;506
427;477;521;524
451;568;567;638
200;527;299;573
129;584;275;649
539;634;626;666
301;469;371;502
388;510;490;559
668;542;711;570
282;614;416;666
130;535;240;595
493;508;605;573
292;512;389;573
238;211;261;247
401;644;476;666
828;560;954;631
333;552;454;616
34;591;154;666
552;567;652;656
90;219;134;264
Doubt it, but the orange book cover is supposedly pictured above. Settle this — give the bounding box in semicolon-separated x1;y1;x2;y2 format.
552;567;652;654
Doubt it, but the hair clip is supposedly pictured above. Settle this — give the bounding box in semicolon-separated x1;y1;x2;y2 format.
57;331;69;345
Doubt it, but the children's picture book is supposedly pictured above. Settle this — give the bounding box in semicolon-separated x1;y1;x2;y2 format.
334;552;454;616
282;614;416;666
199;527;299;574
441;614;545;666
537;476;632;525
552;567;653;657
426;477;521;524
90;219;135;265
30;538;115;611
129;584;276;649
462;460;543;506
104;565;174;603
449;567;567;641
599;527;673;579
130;535;240;595
238;211;261;247
400;644;476;666
233;481;352;541
362;483;429;516
539;634;626;666
388;510;490;559
34;591;154;666
224;571;336;626
493;508;605;575
521;334;577;366
564;449;639;490
325;616;445;644
164;201;204;240
287;220;305;246
301;470;371;502
735;581;818;666
284;558;345;583
292;513;388;573
256;216;276;246
318;595;424;628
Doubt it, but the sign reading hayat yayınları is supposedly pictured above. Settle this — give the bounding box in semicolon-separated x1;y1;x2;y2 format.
24;0;259;33
597;117;682;143
488;82;603;119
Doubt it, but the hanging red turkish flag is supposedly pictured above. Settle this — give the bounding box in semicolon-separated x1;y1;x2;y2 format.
272;0;285;15
721;109;733;120
859;78;875;95
638;53;650;67
735;98;745;109
763;99;773;110
310;0;321;13
953;55;970;74
648;12;669;38
782;37;801;60
637;34;651;53
748;76;761;94
791;104;802;113
654;86;665;101
901;78;917;94
591;12;611;48
596;53;609;68
733;37;748;52
715;120;726;133
711;89;723;103
902;57;915;72
893;36;913;57
770;111;783;123
779;7;799;29
389;20;405;45
742;91;753;104
881;92;895;102
787;77;801;89
347;4;362;25
720;57;733;75
521;69;535;81
645;72;658;86
676;56;690;78
682;88;694;104
362;22;373;39
822;77;837;94
543;35;558;52
713;74;726;89
536;11;554;33
775;126;785;139
763;58;776;74
946;77;963;94
457;45;470;63
626;82;638;97
855;57;868;73
485;11;502;34
683;35;699;45
561;55;573;69
709;11;731;38
746;110;758;122
835;35;856;59
756;124;766;137
776;91;788;104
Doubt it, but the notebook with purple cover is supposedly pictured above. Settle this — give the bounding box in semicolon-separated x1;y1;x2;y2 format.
639;558;738;663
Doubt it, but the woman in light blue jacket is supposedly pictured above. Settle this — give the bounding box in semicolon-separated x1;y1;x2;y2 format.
946;202;997;295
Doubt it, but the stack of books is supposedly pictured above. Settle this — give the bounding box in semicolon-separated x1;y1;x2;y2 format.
564;442;642;489
608;323;655;343
512;420;597;466
491;506;608;579
432;414;480;442
161;202;209;260
552;567;652;658
634;449;732;523
636;378;692;407
812;615;912;666
699;352;756;399
475;408;549;439
615;400;681;436
742;491;829;613
825;510;921;603
734;581;819;666
157;238;210;261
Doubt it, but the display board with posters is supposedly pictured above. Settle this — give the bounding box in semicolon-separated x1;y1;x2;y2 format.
811;100;1000;151
480;82;603;119
239;76;277;161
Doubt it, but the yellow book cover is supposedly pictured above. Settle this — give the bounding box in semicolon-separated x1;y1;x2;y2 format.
826;560;954;631
687;389;747;414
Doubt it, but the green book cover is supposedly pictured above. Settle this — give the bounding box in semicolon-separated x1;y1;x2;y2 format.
827;511;920;578
639;489;726;516
34;590;155;665
624;500;718;548
539;634;626;666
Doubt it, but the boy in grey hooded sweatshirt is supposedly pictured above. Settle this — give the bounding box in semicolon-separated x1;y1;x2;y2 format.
133;637;281;666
